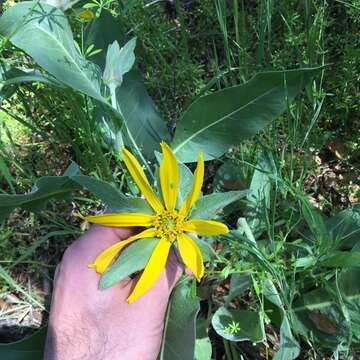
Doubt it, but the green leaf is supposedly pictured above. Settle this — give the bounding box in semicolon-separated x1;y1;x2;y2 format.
246;151;274;232
191;236;216;262
172;67;322;162
213;160;246;191
84;10;125;70
293;268;360;348
263;279;300;360
71;175;153;214
225;273;251;305
0;2;104;102
247;153;274;208
194;320;212;360
117;70;170;159
211;306;265;342
0;166;82;221
0;66;63;90
0;327;47;360
320;251;360;268
99;237;159;289
326;204;360;250
190;190;248;219
301;197;329;243
0;163;152;221
160;281;200;360
177;161;194;205
0;64;17;102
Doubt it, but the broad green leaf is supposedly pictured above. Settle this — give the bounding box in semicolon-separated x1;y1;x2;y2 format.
263;279;300;360
320;251;360;268
327;204;360;250
99;237;159;289
191;236;215;262
2;67;63;88
0;2;104;102
293;268;360;348
0;64;17;102
194;320;212;360
246;151;274;232
117;70;170;160
275;316;301;360
172;67;322;162
85;11;170;159
190;190;248;219
0;166;82;221
211;306;265;342
71;175;153;214
84;11;126;70
159;281;200;360
225;273;251;305
301;197;329;244
0;327;47;360
177;161;194;205
0;163;152;221
213;160;246;191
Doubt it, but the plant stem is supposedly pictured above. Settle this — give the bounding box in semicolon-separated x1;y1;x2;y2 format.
223;339;233;360
230;341;238;359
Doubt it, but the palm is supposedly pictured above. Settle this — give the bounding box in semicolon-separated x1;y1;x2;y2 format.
45;225;181;359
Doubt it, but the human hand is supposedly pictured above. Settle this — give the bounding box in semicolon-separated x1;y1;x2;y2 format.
44;225;182;360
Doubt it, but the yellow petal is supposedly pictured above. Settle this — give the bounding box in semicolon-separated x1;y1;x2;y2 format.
160;142;179;210
78;212;155;227
177;234;204;281
179;152;204;217
88;228;156;273
122;147;164;213
183;219;229;235
127;238;171;303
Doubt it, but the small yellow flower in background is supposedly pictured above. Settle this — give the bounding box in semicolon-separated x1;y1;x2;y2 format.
5;0;15;7
78;142;228;303
79;9;96;21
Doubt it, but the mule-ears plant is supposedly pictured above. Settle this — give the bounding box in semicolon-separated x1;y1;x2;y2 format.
2;1;351;359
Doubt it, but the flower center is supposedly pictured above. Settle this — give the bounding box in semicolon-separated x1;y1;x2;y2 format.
154;210;184;241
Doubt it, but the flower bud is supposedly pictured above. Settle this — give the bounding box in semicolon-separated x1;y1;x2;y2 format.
103;38;137;89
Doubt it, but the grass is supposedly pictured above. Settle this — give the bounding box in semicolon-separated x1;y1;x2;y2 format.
0;0;359;357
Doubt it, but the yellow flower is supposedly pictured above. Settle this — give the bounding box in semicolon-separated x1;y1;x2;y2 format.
79;142;228;303
5;0;15;7
79;9;96;21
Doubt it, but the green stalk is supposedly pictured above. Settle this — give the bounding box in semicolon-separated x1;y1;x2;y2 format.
0;105;44;137
174;0;189;61
229;341;238;359
223;339;233;360
65;92;112;181
109;84;154;181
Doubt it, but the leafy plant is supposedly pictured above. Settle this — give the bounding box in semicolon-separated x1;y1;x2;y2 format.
1;1;359;359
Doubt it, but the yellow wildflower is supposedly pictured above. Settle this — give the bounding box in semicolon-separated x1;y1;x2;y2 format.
79;9;96;21
79;142;228;303
5;0;15;7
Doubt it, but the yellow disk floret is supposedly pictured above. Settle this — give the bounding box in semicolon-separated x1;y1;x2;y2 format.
154;210;184;241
